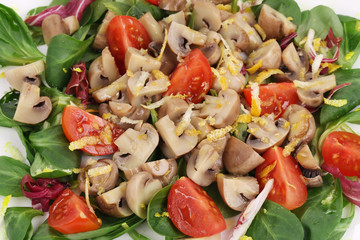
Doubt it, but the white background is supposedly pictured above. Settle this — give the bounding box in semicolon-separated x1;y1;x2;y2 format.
0;0;359;239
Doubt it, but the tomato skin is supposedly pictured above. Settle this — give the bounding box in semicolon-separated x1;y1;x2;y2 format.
322;131;360;177
165;49;213;104
255;147;307;210
48;188;101;234
145;0;160;5
107;15;151;74
167;177;226;237
243;82;299;118
62;105;123;156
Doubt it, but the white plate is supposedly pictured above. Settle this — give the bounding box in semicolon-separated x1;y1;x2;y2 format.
0;0;359;239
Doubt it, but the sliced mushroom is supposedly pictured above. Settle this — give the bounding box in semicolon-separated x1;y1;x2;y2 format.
89;47;120;89
156;115;198;158
186;144;221;187
161;11;186;26
13;83;52;124
92;74;129;103
167;21;207;57
212;63;246;93
158;0;186;11
96;182;133;218
258;4;297;40
193;1;222;31
126;171;162;218
190;116;214;141
281;43;308;81
302;168;323;187
113;123;159;171
217;174;259;211
295;74;337;108
158;98;189;123
93;11;116;50
234;13;263;53
282;104;316;144
246;116;290;154
125;47;161;73
4;60;44;91
78;159;119;196
109;101;150;121
294;143;320;170
124;158;177;186
223;136;265;175
246;39;282;71
42;14;67;45
198;89;241;128
148;42;178;75
139;12;164;42
62;16;80;35
199;30;221;66
220;23;249;54
127;71;169;107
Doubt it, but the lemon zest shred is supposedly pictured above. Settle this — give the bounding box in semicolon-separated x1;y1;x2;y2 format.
254;24;266;40
217;4;231;12
313;38;321;52
259;161;277;179
73;67;82;73
69;136;99;151
247;60;263;74
345;52;355;61
323;98;347;107
157;28;168;62
250;83;261;117
88;165;112;178
206;126;232;141
212;68;228;90
254;69;283;84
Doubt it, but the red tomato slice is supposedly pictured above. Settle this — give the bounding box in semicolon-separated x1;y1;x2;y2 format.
62;105;123;156
322;131;360;177
107;15;151;74
48;188;101;234
167;177;226;237
165;49;213;104
145;0;160;5
243;82;299;118
255;146;307;210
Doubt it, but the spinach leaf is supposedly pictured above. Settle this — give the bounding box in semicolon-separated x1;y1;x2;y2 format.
246;200;304;240
295;6;343;45
252;0;301;26
104;0;168;21
72;24;92;41
320;69;360;125
29;125;81;178
327;199;355;240
33;214;143;240
0;156;30;197
147;185;185;238
28;26;45;46
4;207;43;240
232;122;248;142
0;4;44;66
128;229;151;240
203;182;239;218
45;34;94;89
293;174;343;240
81;0;111;25
337;16;360;69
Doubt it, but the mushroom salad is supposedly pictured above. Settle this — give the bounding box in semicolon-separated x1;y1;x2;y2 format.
0;0;360;239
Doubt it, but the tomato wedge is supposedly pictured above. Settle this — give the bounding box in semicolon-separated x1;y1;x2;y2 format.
243;82;299;118
107;15;151;74
165;49;213;104
145;0;160;5
48;188;101;234
255;146;307;210
62;105;123;156
167;177;226;237
322;131;360;177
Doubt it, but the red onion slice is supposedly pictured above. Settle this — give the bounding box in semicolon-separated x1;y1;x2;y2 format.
322;163;360;207
64;62;89;107
280;32;298;49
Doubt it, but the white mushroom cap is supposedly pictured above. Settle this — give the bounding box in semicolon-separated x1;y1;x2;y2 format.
113;123;159;171
139;12;164;42
234;13;263;53
217;174;259;211
13;83;52;124
92;74;129;103
193;1;222;31
246;39;282;71
42;14;67;45
125;47;161;73
126;171;162;218
96;182;133;218
167;21;207;57
198;89;241;128
156;115;198;159
93;11;116;50
4;60;44;91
